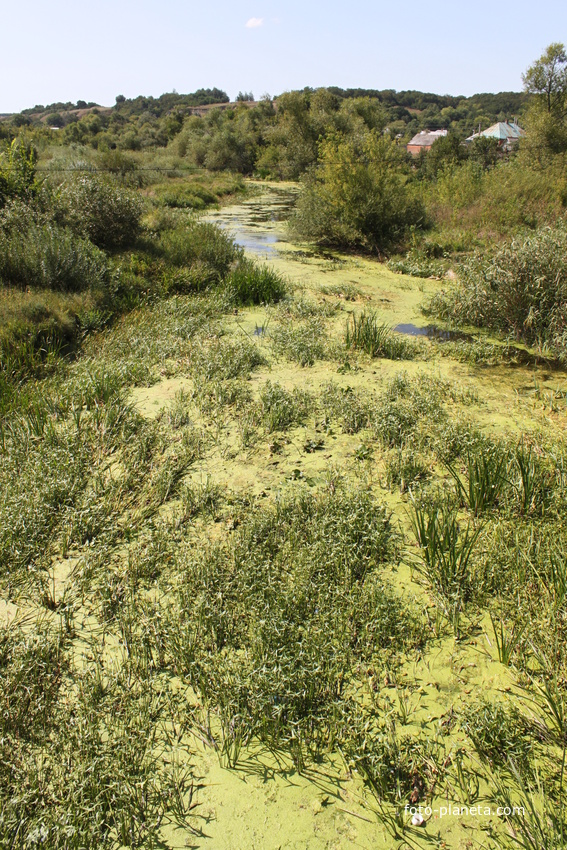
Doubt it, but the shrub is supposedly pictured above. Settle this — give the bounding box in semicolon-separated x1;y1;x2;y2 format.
429;224;567;353
157;219;239;282
421;157;567;234
160;184;217;209
55;174;144;249
0;139;38;208
0;223;109;292
289;131;426;253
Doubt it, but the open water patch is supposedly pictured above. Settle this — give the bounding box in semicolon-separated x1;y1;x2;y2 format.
224;225;279;254
394;323;471;341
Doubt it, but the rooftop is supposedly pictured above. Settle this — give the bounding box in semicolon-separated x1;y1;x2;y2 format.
407;129;448;147
466;121;525;142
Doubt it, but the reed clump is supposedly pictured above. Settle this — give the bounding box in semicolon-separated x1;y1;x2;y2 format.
345;311;417;360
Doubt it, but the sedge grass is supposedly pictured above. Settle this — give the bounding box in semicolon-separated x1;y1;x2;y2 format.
345;311;417;360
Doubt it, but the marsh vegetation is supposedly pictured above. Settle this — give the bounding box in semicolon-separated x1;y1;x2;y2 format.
1;43;567;849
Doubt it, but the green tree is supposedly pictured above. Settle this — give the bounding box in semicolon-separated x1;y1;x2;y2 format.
420;132;468;179
522;43;567;115
468;135;500;169
522;43;567;157
290;131;426;254
11;114;31;128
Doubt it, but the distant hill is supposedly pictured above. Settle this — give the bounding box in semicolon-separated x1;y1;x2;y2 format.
114;88;230;118
1;89;230;127
327;87;527;112
2;86;529;129
0;86;530;154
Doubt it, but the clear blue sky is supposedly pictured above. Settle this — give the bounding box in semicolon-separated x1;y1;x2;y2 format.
2;0;566;112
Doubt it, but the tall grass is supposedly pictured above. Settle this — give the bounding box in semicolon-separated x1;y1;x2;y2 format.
345;311;416;359
223;258;287;305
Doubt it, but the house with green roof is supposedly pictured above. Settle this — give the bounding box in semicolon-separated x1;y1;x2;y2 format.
466;120;525;151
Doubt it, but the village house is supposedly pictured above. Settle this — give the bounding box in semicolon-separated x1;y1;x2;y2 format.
465;120;525;152
406;129;447;155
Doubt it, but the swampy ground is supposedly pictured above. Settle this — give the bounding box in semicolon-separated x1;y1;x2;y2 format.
3;183;567;850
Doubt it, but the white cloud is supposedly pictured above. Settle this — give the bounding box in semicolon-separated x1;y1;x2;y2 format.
245;17;264;28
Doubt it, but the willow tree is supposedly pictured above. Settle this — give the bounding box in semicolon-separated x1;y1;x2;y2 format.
290;130;425;254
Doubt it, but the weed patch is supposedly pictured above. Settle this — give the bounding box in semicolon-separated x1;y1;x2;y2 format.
346;311;417;360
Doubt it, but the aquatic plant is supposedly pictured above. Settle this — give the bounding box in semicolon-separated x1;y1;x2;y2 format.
409;495;482;626
270;317;330;366
345;311;416;359
224;258;287;305
320;381;373;434
259;380;311;431
447;444;509;515
167;485;419;771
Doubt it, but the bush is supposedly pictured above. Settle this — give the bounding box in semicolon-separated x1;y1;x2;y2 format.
159;184;217;209
0;223;109;292
289;131;426;253
0;139;38;208
55;175;143;249
429;224;567;352
423;157;567;234
157;219;239;282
